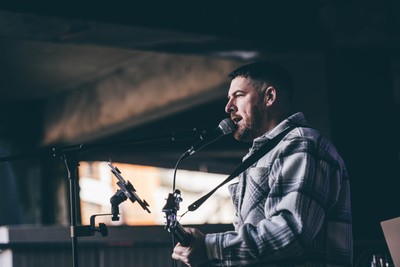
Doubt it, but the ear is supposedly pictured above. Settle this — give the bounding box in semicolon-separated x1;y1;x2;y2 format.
263;86;276;106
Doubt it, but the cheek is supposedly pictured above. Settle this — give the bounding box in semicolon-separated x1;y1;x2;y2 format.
243;102;264;125
241;104;255;121
238;101;251;115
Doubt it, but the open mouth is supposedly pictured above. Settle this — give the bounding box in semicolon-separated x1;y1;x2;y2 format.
231;116;242;125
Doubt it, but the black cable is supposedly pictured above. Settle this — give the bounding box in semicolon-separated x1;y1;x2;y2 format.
172;155;183;192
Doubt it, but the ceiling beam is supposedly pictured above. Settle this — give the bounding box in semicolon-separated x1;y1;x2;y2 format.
42;53;243;145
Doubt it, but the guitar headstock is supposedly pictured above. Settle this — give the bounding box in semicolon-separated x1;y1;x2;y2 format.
162;189;191;246
162;189;182;231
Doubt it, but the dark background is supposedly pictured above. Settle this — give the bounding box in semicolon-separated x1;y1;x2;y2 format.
0;0;399;262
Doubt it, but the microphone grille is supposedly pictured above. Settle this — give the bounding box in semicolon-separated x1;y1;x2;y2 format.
218;118;236;135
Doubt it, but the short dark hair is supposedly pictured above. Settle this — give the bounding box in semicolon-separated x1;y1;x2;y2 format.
228;61;294;95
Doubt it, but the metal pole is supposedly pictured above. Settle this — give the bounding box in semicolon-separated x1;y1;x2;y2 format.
63;153;80;267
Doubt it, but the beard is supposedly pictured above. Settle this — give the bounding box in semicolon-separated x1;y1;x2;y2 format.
234;104;265;142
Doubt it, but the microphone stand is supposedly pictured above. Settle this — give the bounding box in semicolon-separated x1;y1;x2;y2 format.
52;119;234;267
1;127;204;267
54;145;84;267
0;128;209;267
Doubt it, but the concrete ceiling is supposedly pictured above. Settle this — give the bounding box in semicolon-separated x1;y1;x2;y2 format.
1;1;399;172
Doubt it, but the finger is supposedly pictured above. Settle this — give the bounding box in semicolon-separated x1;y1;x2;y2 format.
173;244;185;255
172;248;189;263
172;251;190;265
175;243;192;254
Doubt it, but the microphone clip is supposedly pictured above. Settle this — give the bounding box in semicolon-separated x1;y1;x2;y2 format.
179;118;236;160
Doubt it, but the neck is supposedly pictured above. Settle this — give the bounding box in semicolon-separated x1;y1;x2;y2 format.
262;109;292;134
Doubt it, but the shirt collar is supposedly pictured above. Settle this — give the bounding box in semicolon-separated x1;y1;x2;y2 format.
252;112;309;148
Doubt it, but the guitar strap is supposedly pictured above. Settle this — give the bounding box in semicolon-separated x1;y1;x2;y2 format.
187;125;295;212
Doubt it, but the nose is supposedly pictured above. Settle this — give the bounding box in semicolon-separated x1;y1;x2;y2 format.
225;99;236;114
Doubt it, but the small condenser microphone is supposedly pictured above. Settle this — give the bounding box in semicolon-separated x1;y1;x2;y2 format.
180;118;236;160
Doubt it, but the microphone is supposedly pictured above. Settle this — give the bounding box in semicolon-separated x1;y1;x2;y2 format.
180;118;236;160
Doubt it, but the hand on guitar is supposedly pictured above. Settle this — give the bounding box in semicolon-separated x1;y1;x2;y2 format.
163;190;210;266
172;227;209;267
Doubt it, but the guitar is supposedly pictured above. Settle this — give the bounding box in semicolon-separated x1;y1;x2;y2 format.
162;189;191;246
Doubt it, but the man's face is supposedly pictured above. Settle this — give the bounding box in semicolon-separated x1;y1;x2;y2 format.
225;76;267;142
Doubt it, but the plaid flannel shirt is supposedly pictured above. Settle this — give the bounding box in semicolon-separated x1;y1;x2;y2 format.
205;112;353;267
